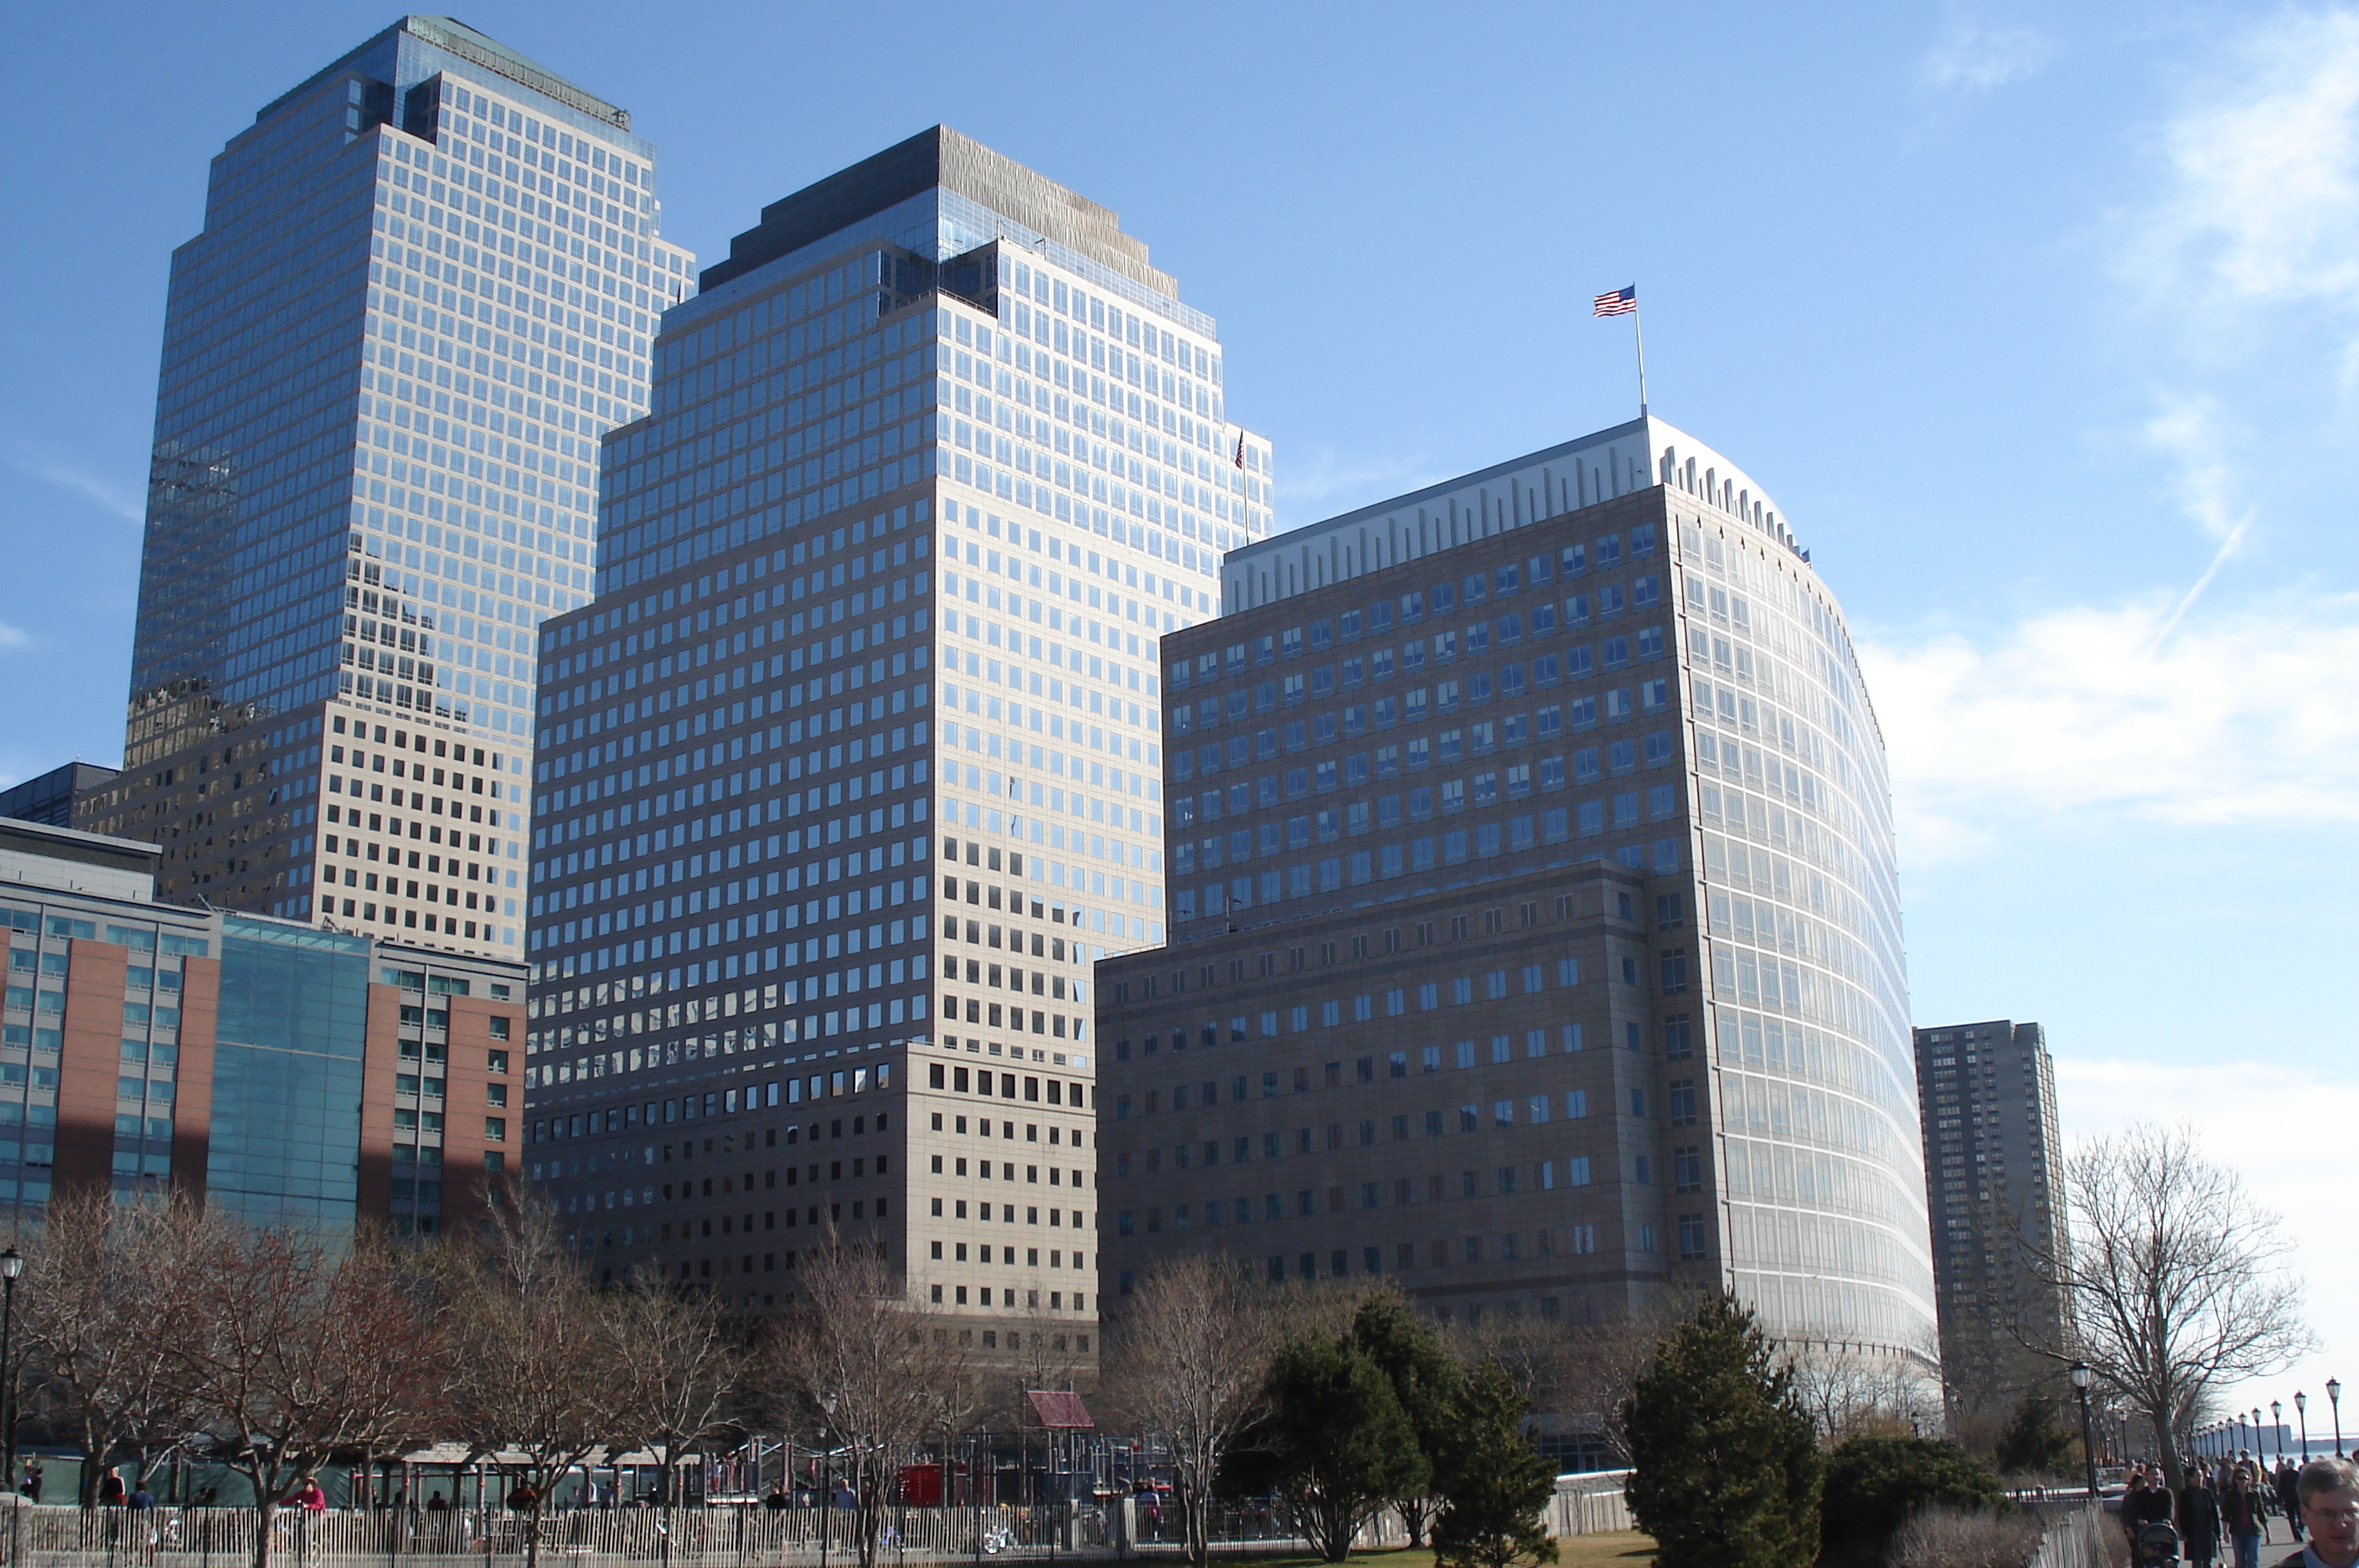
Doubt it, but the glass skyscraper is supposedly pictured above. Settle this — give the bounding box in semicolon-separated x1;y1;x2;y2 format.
520;128;1269;1353
85;16;694;962
1097;417;1937;1401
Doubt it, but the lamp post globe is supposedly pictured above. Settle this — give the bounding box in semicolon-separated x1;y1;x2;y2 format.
2071;1363;2098;1500
0;1243;22;1504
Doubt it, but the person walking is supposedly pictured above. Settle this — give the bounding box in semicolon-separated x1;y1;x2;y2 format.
2281;1462;2308;1545
2230;1469;2269;1568
2183;1472;2225;1568
20;1458;41;1504
2132;1473;2179;1533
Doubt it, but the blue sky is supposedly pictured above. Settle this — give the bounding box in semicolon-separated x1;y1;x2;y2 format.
2;1;2351;1422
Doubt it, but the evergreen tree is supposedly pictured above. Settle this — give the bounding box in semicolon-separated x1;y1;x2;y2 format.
1226;1331;1427;1562
1432;1358;1561;1568
1622;1292;1822;1568
1991;1395;2079;1479
1350;1292;1465;1547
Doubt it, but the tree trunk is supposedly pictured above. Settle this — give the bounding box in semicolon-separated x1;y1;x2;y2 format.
525;1496;543;1568
251;1497;277;1568
1182;1478;1210;1568
854;1464;881;1568
1303;1498;1358;1565
2154;1407;2185;1492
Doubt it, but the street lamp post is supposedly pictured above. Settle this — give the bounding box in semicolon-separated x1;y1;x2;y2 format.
2073;1364;2099;1501
0;1245;23;1502
2331;1380;2344;1459
2274;1404;2284;1463
819;1395;839;1568
2298;1394;2310;1463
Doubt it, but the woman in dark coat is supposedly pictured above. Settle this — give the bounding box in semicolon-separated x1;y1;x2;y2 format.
2181;1474;2223;1568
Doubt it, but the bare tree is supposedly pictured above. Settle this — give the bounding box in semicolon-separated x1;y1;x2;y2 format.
1100;1254;1274;1568
607;1265;741;1504
431;1193;619;1568
764;1236;963;1568
2021;1124;2312;1488
176;1221;441;1568
1784;1342;1938;1444
1533;1292;1699;1466
18;1187;207;1504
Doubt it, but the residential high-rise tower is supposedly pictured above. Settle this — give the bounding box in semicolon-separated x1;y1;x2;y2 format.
1097;418;1938;1405
83;16;694;962
1912;1019;2072;1427
520;128;1269;1374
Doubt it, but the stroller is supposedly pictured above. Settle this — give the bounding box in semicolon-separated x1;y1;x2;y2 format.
2140;1522;2185;1568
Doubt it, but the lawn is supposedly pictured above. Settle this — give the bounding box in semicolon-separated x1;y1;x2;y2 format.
1194;1533;1659;1568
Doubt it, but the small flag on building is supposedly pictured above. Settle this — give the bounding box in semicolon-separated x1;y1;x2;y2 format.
1593;286;1638;317
1234;432;1247;468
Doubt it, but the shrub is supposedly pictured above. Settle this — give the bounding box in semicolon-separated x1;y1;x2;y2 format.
1889;1505;2045;1568
1821;1437;2010;1565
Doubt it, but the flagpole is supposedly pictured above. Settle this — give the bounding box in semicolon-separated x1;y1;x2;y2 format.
1634;305;1649;418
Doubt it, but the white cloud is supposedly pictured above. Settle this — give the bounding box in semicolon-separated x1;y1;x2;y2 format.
3;449;142;524
1273;445;1450;518
0;622;27;650
1920;11;2055;93
1861;595;2359;861
2129;9;2359;312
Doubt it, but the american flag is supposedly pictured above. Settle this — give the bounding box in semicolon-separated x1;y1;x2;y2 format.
1593;286;1638;317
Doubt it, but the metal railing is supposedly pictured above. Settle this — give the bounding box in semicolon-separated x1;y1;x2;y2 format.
0;1475;1639;1568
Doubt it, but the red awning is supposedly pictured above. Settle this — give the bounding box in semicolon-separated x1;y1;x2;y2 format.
1025;1390;1093;1429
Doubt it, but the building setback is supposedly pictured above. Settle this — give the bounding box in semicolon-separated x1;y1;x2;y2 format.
0;818;521;1230
82;16;694;962
0;765;123;831
521;128;1271;1369
1912;1019;2071;1413
1097;417;1938;1381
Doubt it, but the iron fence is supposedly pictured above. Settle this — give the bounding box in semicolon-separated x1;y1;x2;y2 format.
0;1473;1638;1568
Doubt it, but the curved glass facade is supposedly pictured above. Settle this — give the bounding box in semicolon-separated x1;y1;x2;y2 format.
1670;496;1934;1367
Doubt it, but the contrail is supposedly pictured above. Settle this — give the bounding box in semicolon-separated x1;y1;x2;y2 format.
2150;516;2251;651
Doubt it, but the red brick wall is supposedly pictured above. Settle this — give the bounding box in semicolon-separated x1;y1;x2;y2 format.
54;942;126;1192
355;985;404;1221
170;956;219;1200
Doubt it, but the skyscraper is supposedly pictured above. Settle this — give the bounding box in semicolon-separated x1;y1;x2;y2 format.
1912;1019;2072;1426
83;16;694;962
1097;417;1938;1393
520;126;1268;1364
